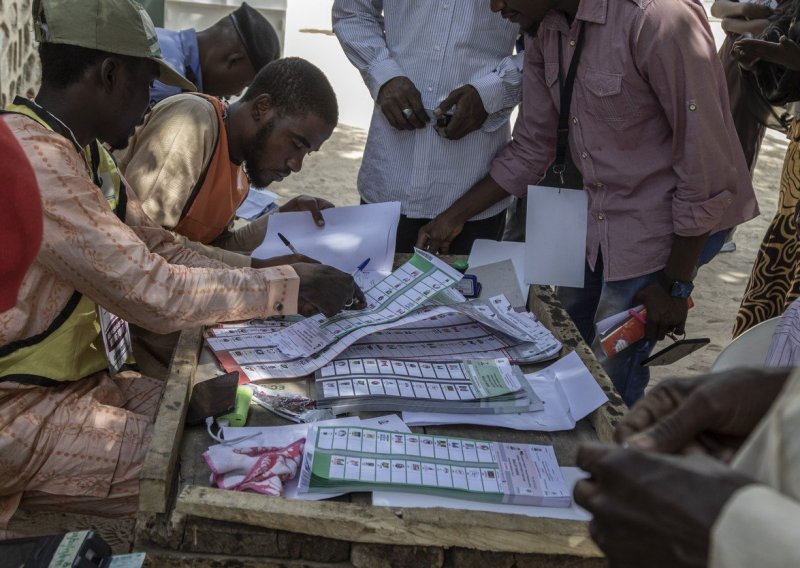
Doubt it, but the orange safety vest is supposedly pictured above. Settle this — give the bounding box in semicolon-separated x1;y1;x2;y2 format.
174;94;249;244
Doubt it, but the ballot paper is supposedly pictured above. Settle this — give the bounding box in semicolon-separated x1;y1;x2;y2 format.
402;351;608;431
208;295;562;382
236;188;278;220
314;357;544;415
297;425;571;507
251;201;401;285
372;467;590;521
335;312;558;365
207;251;561;381
220;414;410;500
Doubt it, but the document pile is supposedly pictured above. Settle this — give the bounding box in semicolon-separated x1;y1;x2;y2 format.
206;250;562;382
297;424;571;507
314;357;543;415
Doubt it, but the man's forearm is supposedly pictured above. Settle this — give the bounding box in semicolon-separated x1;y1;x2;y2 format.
665;233;710;282
442;174;511;223
711;1;747;19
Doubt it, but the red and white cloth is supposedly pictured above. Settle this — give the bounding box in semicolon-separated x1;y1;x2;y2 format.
203;438;305;495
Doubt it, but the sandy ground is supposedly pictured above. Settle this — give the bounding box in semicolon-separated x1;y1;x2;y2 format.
263;1;788;384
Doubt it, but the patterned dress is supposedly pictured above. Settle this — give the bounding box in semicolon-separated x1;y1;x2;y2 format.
734;119;800;336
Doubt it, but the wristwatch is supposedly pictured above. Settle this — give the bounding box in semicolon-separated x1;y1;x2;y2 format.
657;272;694;299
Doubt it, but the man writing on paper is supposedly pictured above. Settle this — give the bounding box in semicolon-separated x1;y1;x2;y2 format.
151;2;281;105
417;0;759;405
0;0;362;529
332;0;523;253
574;366;800;567
119;58;341;375
120;58;338;269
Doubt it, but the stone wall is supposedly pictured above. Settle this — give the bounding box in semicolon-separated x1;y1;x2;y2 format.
0;0;39;107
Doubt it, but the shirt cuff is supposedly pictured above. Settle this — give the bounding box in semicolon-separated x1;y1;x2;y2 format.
470;74;506;115
366;58;406;100
672;190;734;236
710;485;800;568
488;156;538;198
256;265;300;316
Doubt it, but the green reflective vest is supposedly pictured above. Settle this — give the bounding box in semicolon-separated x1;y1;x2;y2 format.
0;98;128;385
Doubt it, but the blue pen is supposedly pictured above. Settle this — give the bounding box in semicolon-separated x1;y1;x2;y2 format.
352;258;371;277
277;232;300;255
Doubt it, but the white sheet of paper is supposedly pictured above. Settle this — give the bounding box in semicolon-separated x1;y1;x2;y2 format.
401;351;607;431
236;188;278;220
372;467;590;521
524;185;587;287
468;239;529;300
252;201;401;275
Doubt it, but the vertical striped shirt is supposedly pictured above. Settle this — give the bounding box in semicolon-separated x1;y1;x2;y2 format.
332;0;522;220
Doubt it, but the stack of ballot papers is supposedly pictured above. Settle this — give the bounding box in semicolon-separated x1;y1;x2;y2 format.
313;357;544;415
217;415;589;519
251;201;401;289
205;250;562;382
297;424;571;507
402;351;608;431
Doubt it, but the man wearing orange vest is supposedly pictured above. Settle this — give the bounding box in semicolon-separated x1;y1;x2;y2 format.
120;57;339;270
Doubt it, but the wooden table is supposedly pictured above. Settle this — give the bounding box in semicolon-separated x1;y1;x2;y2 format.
129;257;626;567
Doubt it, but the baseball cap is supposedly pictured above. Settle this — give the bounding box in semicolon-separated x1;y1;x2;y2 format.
229;2;281;71
33;0;196;91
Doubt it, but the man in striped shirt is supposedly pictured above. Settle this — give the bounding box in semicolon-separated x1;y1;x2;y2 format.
332;0;523;253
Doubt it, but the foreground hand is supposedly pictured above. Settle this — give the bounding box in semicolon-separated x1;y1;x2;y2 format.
635;282;688;340
435;84;488;140
278;195;334;227
615;368;790;459
292;263;366;318
377;76;427;130
415;212;465;255
251;254;320;269
734;36;800;71
574;443;754;568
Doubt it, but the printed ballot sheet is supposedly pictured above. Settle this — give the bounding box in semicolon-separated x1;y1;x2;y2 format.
251;201;401;280
402;351;608;431
314;357;544;415
297;426;572;507
206;251;561;381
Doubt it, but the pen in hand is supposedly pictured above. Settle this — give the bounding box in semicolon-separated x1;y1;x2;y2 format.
277;232;300;255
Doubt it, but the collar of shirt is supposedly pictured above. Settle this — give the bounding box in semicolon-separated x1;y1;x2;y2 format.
541;0;609;33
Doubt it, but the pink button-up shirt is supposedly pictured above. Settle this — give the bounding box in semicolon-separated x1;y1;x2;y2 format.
489;0;759;281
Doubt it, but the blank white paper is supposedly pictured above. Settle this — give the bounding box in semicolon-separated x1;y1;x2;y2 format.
252;201;401;275
525;185;587;287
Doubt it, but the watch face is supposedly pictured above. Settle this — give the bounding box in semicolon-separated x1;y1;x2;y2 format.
670;281;693;299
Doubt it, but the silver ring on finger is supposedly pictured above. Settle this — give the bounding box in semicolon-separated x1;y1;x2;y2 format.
344;298;355;308
402;108;413;119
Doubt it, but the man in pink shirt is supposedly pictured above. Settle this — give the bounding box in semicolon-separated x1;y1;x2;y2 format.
417;0;759;405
